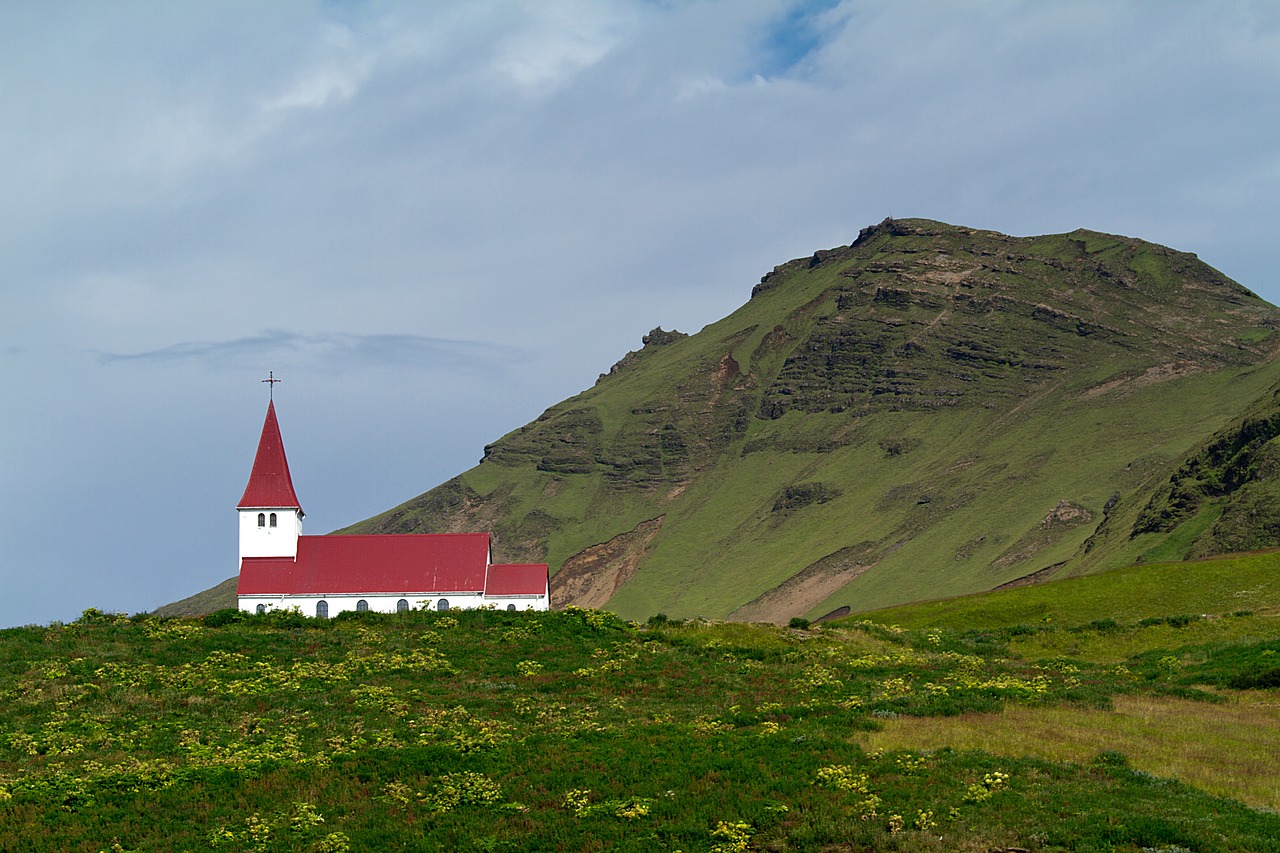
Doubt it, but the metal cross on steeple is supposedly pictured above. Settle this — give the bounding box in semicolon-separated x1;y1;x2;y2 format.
261;371;282;399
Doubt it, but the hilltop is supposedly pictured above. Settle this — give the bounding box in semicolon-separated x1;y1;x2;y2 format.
338;218;1280;622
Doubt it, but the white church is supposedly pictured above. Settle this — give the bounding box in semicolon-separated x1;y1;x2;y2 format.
235;397;550;617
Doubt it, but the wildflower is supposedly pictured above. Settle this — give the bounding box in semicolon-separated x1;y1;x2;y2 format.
710;820;753;853
800;664;844;690
564;789;593;817
289;802;325;831
422;772;503;812
614;799;651;819
316;833;351;853
878;676;912;698
383;781;413;806
815;765;869;792
691;716;732;735
964;770;1009;802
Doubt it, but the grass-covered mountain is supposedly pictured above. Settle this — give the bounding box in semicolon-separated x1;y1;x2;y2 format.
10;551;1280;851
342;218;1280;622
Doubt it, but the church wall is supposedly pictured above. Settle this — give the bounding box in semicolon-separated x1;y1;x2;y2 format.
238;591;548;617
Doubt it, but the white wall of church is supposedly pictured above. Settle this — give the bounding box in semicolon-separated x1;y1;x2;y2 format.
238;508;302;559
238;591;549;617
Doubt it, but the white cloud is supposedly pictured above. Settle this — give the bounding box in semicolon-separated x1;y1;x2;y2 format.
488;2;639;92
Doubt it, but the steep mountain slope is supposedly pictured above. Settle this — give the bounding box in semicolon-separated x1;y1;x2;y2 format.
342;218;1280;622
1124;380;1280;558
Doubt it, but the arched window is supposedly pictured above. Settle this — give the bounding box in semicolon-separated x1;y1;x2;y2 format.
269;512;278;528
396;599;409;613
356;599;369;613
256;603;266;615
436;598;450;612
257;513;266;527
316;600;329;618
507;604;516;611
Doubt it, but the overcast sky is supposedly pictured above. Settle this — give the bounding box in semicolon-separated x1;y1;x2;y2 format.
2;1;1278;628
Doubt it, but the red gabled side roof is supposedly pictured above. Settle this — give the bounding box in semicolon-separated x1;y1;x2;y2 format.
237;400;303;511
485;563;549;597
237;533;492;596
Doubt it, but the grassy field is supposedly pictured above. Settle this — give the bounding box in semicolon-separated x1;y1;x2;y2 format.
857;549;1280;631
4;547;1280;852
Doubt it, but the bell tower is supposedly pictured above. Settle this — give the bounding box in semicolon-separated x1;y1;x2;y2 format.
237;383;303;561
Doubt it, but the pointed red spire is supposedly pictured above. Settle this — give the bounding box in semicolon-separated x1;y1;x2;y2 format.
237;400;303;512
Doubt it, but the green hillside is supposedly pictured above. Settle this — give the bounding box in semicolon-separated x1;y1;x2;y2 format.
344;218;1280;622
857;549;1280;632
7;550;1280;851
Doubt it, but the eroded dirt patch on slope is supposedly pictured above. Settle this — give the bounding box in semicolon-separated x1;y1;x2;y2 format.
550;517;664;610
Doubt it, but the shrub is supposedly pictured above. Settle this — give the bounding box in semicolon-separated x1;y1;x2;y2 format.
789;617;811;631
204;609;245;628
1227;666;1280;689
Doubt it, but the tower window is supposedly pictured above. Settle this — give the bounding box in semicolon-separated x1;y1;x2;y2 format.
257;513;266;528
436;599;450;612
507;604;516;611
316;600;329;618
356;599;369;613
269;512;278;528
397;599;409;613
256;604;266;615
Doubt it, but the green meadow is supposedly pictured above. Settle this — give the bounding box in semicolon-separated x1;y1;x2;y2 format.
4;551;1280;852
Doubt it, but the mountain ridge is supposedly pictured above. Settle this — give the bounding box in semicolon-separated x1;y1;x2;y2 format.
337;218;1280;622
161;218;1280;620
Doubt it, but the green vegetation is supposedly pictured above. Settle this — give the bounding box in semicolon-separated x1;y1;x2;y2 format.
858;549;1280;632
844;549;1280;821
331;218;1280;624
6;551;1280;852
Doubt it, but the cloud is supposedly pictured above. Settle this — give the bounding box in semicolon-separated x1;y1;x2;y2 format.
488;2;637;93
258;24;377;113
95;330;522;374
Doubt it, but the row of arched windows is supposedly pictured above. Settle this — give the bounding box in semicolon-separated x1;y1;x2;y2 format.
312;598;449;617
253;598;523;617
256;512;278;528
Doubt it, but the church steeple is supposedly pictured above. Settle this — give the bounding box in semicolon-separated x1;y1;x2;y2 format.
238;400;303;513
238;396;303;561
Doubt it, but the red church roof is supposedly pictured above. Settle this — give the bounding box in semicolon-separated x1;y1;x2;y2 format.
237;533;496;596
485;564;551;597
238;400;303;511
